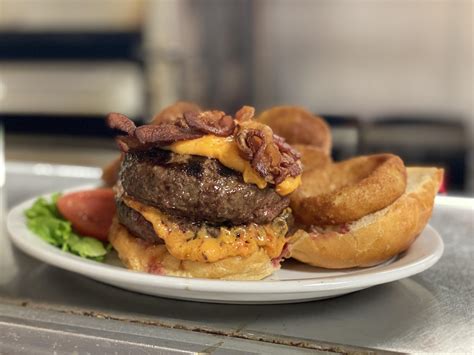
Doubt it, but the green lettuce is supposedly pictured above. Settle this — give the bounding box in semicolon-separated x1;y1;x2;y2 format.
24;193;109;261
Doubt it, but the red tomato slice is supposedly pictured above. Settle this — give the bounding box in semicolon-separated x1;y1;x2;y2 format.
57;188;116;241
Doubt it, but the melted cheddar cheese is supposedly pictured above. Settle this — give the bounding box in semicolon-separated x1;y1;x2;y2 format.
166;135;301;195
276;175;301;195
123;196;289;263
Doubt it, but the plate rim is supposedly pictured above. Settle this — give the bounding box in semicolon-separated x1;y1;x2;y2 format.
6;187;444;294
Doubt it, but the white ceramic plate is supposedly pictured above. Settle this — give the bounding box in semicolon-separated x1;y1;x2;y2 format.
7;190;444;304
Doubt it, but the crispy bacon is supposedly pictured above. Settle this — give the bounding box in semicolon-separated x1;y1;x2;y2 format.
273;134;301;159
135;121;202;145
236;128;264;160
106;113;136;135
116;136;145;153
236;121;302;184
235;106;255;122
150;101;202;125
184;110;235;137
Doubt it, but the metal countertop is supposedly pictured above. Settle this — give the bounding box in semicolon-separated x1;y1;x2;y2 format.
1;163;473;354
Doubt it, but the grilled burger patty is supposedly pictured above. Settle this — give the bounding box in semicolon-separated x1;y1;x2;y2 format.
116;196;223;244
116;198;163;244
116;195;293;249
120;148;290;225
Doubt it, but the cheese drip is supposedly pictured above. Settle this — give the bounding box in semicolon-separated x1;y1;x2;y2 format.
123;196;289;263
167;135;301;195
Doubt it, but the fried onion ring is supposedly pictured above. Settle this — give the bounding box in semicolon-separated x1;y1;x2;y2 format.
257;106;332;155
291;154;407;225
292;144;332;172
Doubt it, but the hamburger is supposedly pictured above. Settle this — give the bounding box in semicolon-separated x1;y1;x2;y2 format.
106;106;303;280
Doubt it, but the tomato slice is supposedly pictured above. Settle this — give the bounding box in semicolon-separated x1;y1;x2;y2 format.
57;188;116;241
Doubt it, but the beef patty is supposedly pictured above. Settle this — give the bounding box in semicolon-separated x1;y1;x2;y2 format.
116;196;221;244
116;198;163;244
116;195;293;246
119;148;289;225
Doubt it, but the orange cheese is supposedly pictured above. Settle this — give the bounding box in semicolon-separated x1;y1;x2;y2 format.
276;175;301;196
167;135;301;195
123;196;289;263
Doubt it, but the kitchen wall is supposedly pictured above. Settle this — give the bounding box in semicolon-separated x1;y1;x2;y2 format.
146;0;472;136
253;0;473;135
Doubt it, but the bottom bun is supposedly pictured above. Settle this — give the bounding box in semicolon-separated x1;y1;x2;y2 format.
109;219;278;280
288;167;443;269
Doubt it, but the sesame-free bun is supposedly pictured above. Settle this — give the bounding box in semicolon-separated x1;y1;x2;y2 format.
288;167;443;269
108;219;278;280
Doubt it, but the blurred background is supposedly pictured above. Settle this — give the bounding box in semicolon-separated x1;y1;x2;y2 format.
0;0;472;194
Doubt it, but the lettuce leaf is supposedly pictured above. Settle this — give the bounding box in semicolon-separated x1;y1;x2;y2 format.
24;194;108;262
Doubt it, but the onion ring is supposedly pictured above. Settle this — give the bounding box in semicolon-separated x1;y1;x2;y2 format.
293;144;332;172
257;106;332;155
291;154;407;225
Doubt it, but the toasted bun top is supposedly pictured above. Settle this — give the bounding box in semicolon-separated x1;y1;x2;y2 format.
257;106;332;155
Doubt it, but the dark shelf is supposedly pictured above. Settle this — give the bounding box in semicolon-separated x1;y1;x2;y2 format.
0;32;143;61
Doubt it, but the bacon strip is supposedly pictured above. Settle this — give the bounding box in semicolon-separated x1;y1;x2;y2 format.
235;106;255;123
236;122;302;184
184;110;235;137
135;123;203;146
106;113;137;135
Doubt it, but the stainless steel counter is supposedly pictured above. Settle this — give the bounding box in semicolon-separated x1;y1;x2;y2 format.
1;162;473;354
